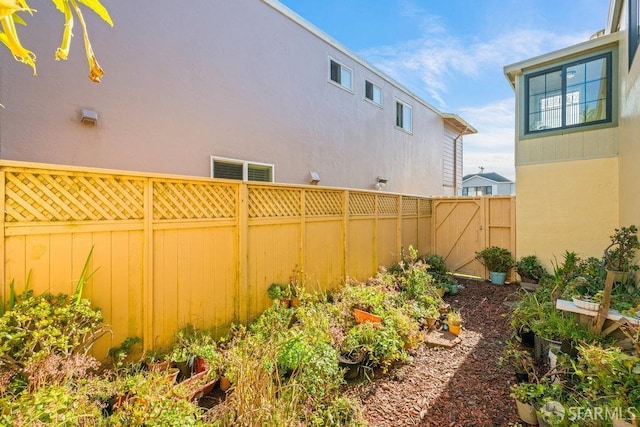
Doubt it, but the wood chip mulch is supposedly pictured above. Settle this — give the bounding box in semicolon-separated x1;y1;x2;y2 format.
345;278;523;426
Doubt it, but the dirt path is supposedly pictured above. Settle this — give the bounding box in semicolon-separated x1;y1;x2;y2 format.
346;278;522;426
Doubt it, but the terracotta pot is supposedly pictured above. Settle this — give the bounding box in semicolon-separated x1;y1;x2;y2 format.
178;370;216;402
290;296;300;308
166;367;180;384
195;356;208;374
353;308;382;324
147;360;171;372
219;375;231;391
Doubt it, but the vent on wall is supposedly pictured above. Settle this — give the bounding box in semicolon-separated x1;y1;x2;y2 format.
80;109;98;125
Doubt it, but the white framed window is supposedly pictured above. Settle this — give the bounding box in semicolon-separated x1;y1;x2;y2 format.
365;80;382;106
395;99;413;132
210;156;274;182
329;58;353;91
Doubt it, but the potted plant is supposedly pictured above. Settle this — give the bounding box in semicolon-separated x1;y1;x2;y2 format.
509;382;546;425
501;345;536;383
604;225;640;280
516;255;547;291
446;309;462;336
475;246;514;285
267;282;293;307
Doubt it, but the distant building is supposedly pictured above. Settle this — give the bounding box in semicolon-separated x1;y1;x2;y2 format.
459;172;515;196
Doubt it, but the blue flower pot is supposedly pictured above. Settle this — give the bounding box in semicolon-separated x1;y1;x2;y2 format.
489;271;507;285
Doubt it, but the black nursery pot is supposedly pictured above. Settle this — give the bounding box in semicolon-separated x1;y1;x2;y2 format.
518;327;535;348
560;339;579;358
515;371;529;383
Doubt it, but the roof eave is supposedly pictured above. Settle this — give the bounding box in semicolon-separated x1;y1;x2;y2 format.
442;113;477;135
503;32;620;90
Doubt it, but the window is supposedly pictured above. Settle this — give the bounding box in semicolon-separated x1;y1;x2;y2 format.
631;0;640;68
395;100;412;132
365;80;382;105
211;156;274;182
329;59;352;91
462;186;492;196
525;52;612;134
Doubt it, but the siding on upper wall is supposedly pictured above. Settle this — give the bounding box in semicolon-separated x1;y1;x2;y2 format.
0;0;469;197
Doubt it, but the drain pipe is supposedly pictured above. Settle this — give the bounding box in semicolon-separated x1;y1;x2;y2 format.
452;126;469;193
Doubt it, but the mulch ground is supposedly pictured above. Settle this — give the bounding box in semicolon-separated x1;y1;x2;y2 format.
345;278;523;426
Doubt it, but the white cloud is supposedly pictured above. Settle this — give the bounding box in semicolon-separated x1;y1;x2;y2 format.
358;21;594;185
460;98;517;180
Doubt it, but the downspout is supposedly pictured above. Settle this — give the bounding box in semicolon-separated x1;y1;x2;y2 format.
452;127;469;194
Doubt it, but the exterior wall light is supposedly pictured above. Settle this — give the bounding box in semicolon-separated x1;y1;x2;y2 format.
309;171;320;185
375;176;388;190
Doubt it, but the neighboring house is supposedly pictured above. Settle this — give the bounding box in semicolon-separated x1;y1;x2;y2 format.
459;172;515;196
0;0;475;196
504;0;640;265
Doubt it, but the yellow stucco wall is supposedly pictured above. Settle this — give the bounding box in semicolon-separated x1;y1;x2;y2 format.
516;158;619;268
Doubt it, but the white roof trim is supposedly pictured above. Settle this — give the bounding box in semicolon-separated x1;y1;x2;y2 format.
504;32;620;88
462;175;514;185
261;0;462;122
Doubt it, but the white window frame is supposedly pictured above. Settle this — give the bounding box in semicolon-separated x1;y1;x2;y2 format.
210;156;275;182
395;99;413;133
364;80;382;106
328;57;353;92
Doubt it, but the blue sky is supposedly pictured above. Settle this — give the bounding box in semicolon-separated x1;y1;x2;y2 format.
279;0;609;180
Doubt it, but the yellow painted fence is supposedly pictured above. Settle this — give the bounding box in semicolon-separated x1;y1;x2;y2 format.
0;161;435;356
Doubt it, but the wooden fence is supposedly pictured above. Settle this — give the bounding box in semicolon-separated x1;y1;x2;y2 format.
0;161;434;356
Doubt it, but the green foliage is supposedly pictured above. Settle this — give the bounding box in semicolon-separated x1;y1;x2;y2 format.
509;380;561;406
341;322;405;370
516;255;547;283
0;291;107;371
267;282;292;300
446;309;462;326
604;225;640;272
422;254;449;274
475;246;514;273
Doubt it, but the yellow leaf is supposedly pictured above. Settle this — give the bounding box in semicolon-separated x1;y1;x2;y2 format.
54;0;72;60
77;0;112;26
0;14;36;73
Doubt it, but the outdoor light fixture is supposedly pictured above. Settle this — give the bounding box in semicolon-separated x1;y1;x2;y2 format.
80;109;98;126
309;171;320;185
374;176;388;190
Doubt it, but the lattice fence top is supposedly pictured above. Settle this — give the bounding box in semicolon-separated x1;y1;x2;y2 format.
154;181;236;220
402;197;418;216
349;192;376;215
5;172;144;222
419;199;433;216
305;190;343;216
249;187;301;218
378;195;398;216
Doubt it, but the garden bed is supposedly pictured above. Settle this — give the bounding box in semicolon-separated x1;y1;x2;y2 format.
347;277;521;426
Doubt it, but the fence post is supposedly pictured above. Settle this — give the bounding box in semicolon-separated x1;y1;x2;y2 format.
0;170;5;309
343;190;349;278
397;196;403;259
238;183;249;324
143;178;154;350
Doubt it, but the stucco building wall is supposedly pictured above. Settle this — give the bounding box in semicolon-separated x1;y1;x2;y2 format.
0;0;467;196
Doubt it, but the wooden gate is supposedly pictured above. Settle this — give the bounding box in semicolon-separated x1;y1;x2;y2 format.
432;196;515;278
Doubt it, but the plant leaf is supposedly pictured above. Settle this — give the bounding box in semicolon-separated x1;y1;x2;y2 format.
77;0;112;26
74;245;99;304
